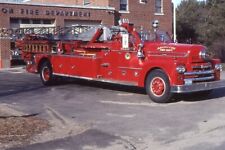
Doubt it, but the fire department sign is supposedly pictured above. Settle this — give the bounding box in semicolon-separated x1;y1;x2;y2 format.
157;46;176;52
1;7;91;17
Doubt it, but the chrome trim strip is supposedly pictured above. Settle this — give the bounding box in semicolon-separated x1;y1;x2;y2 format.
118;67;142;70
171;80;225;93
53;73;138;86
54;73;93;80
147;54;188;58
192;64;212;69
147;51;189;58
184;70;214;76
110;50;137;53
55;54;100;59
184;76;214;82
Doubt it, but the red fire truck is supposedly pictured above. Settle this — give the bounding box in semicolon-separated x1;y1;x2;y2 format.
16;21;225;103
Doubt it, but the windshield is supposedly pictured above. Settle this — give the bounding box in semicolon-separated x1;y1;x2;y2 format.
74;25;128;41
139;30;172;43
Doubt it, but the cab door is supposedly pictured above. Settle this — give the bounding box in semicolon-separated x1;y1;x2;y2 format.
99;49;119;80
117;33;141;83
117;50;140;83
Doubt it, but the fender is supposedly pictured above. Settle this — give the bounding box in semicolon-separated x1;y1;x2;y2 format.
137;60;179;87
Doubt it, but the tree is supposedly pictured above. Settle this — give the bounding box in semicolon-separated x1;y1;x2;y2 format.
176;0;201;43
176;0;225;62
204;0;225;61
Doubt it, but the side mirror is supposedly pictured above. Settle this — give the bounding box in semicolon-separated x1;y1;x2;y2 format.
137;43;145;59
138;43;144;48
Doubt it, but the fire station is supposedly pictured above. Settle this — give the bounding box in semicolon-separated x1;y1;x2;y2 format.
0;0;173;68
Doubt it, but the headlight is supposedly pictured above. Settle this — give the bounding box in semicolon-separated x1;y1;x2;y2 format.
199;49;210;61
215;64;223;71
176;65;186;74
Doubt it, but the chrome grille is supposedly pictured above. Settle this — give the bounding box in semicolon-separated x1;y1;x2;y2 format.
184;63;214;84
184;70;214;76
192;63;212;70
184;75;214;83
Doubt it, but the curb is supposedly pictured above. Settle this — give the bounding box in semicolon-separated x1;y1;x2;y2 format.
0;66;25;71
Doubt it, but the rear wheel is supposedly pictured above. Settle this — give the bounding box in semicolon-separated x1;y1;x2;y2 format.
146;69;173;103
40;61;54;86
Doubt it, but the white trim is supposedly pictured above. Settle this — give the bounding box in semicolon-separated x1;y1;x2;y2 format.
119;10;130;14
161;0;164;14
139;0;147;4
154;13;164;16
127;0;129;11
155;0;164;14
0;2;115;10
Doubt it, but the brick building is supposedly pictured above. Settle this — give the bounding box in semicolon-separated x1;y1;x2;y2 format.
0;0;172;68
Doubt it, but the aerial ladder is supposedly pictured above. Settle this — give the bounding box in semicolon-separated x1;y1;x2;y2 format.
0;25;93;60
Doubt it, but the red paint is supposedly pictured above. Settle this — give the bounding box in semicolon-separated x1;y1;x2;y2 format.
17;23;223;90
151;77;165;96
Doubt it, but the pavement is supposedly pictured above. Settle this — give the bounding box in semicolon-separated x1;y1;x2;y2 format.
0;66;25;71
0;67;225;150
9;129;136;150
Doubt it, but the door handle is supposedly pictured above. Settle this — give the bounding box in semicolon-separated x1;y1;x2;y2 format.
101;63;110;67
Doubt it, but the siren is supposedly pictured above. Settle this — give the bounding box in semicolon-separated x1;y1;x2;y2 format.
152;20;159;29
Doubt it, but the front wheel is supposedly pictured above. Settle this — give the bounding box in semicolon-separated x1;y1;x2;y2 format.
146;69;173;103
40;61;54;86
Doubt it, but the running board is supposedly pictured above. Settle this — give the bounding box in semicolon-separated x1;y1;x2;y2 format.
53;73;138;86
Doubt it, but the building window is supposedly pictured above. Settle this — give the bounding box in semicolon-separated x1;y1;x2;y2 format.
140;0;147;4
43;19;53;24
155;0;163;14
83;0;90;5
21;19;30;24
120;0;128;11
32;19;41;24
10;18;19;24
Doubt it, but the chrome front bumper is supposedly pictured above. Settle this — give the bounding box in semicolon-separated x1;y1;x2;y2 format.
171;80;225;93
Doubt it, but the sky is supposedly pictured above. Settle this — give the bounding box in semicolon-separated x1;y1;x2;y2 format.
173;0;182;7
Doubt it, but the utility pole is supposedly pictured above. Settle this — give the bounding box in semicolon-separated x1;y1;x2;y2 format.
173;1;177;43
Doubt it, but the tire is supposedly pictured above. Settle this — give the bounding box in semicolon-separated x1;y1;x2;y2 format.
146;69;173;103
40;61;54;86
